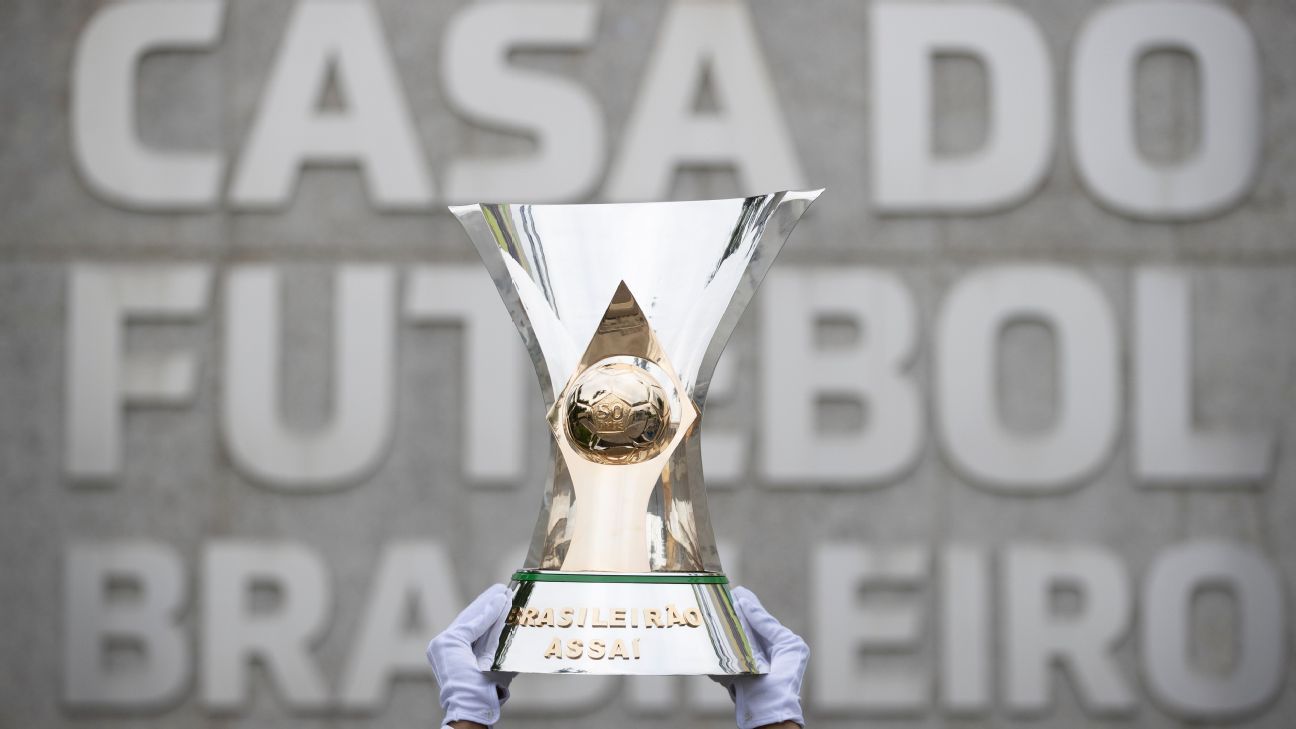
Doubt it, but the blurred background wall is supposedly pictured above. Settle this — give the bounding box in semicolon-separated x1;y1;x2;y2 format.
2;0;1294;727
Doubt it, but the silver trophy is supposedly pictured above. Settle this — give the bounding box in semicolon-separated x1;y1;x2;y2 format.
452;190;821;675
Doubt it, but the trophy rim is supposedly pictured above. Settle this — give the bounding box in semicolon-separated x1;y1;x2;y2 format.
448;188;824;217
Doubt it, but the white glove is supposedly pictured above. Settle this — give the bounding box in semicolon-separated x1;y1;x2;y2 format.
426;584;517;727
712;586;809;729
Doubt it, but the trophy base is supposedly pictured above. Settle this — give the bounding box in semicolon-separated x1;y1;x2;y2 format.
474;571;765;676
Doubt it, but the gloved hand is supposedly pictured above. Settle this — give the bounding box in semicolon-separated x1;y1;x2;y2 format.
426;584;517;728
712;586;810;729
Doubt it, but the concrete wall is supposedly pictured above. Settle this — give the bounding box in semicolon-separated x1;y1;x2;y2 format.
2;1;1294;727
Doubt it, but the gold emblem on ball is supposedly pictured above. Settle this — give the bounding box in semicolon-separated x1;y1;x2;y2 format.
564;362;672;465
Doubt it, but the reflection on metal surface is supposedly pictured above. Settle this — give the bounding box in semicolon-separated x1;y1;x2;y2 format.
553;283;691;470
453;190;820;674
563;360;673;465
546;284;699;572
453;191;821;575
478;574;764;676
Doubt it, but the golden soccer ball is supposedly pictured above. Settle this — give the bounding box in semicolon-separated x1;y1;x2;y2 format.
564;362;672;465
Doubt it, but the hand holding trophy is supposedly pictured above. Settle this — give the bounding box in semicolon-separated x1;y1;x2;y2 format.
428;583;808;729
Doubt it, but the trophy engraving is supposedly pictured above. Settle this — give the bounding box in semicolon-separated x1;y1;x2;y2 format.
564;362;671;465
452;189;822;675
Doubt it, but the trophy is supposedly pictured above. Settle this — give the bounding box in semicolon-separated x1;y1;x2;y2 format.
452;189;821;675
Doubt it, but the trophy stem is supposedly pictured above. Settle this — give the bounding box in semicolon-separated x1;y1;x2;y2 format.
560;478;653;572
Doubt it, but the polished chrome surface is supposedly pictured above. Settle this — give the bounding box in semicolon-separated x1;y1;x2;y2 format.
545;284;699;572
453;191;821;575
474;575;764;676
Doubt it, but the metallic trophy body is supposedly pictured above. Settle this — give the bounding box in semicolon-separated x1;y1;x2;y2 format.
452;190;821;675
